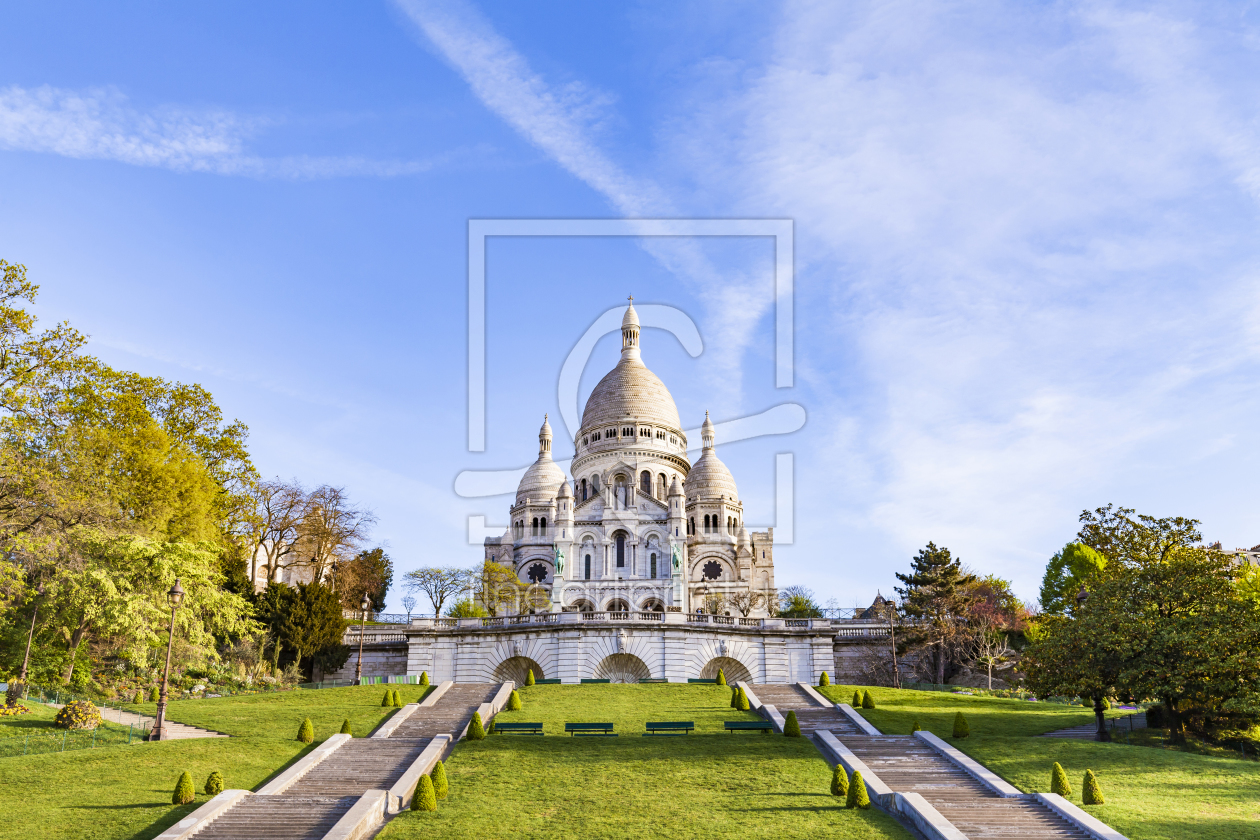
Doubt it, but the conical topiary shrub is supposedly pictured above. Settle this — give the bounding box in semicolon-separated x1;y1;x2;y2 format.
525;669;535;686
862;690;875;709
1083;769;1104;805
508;689;522;711
487;719;496;735
716;669;727;686
852;690;862;707
172;771;195;805
340;718;352;735
830;765;849;797
432;760;449;800
297;718;314;743
392;689;402;707
846;770;870;809
1051;762;1072;797
784;710;801;737
411;774;437;811
819;671;830;687
731;687;739;709
381;690;392;707
912;720;922;732
132;690;142;704
419;671;430;686
952;712;969;738
205;771;224;796
736;686;750;712
149;685;160;702
468;711;486;740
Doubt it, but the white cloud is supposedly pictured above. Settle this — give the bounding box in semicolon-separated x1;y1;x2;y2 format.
0;84;441;179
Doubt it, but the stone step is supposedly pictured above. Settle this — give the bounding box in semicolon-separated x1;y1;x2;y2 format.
192;796;357;840
750;684;822;710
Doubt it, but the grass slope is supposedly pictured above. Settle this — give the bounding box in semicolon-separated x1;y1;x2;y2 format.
821;683;1260;840
378;684;912;840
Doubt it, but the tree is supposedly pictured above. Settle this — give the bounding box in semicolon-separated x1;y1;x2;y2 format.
337;547;392;612
404;566;472;617
967;615;1015;690
401;595;416;618
895;543;976;684
778;585;823;618
254;581;348;678
246;480;308;587
297;485;376;586
724;590;765;617
1040;543;1107;615
475;561;525;617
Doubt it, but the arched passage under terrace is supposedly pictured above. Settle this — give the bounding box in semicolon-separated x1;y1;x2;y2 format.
493;656;545;685
700;657;752;684
593;653;651;684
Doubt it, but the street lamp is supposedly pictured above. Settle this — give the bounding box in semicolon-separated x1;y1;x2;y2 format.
354;594;370;685
1074;585;1111;743
149;579;185;741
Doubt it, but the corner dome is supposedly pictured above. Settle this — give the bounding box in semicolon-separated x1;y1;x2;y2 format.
685;411;739;502
516;416;565;505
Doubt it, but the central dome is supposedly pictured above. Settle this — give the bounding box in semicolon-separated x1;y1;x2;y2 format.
579;300;683;433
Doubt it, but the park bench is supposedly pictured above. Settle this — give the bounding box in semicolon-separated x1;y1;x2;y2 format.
535;679;562;685
493;722;544;736
724;720;773;734
565;722;617;736
580;679;611;684
644;721;694;736
640;678;668;683
687;678;717;684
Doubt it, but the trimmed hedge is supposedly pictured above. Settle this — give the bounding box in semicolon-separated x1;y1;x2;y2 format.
432;760;449;799
468;711;486;740
1051;762;1072;797
172;771;195;805
149;686;160;702
852;690;862;707
507;690;522;711
862;690;875;709
716;669;727;686
831;765;849;797
784;710;801;737
1083;769;1104;805
297;718;314;743
952;712;969;738
525;669;535;686
846;770;870;809
736;686;750;712
340;718;352;735
730;687;739;709
419;671;430;686
487;719;496;735
412;774;437;811
381;690;392;707
819;671;830;687
392;689;402;707
912;719;922;732
205;771;224;796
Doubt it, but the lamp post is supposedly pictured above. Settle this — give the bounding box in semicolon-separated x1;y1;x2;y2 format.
888;601;901;690
354;594;369;685
1075;585;1111;743
149;579;185;741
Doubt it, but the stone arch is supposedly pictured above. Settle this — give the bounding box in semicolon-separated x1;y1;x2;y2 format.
691;555;732;582
605;598;630;613
640;597;665;612
594;653;651;683
494;656;544;684
700;656;752;683
568;597;596;612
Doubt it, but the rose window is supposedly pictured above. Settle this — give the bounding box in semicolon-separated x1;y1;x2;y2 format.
702;561;722;581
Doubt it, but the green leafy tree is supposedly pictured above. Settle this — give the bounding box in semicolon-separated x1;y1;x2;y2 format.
852;690;862;707
736;686;750;711
445;598;487;618
419;671;430;686
337;546;392;612
382;691;392;707
778;585;823;618
1040;543;1107;615
895;543;977;684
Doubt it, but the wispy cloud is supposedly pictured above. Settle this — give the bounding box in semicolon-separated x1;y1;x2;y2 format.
0;84;442;179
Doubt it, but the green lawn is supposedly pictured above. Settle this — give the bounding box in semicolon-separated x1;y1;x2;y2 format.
377;684;912;840
821;683;1260;840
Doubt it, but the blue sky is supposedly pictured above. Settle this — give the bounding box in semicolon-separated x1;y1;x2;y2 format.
2;1;1259;610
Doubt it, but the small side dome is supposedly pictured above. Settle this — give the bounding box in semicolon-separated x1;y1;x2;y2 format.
516;415;565;505
685;412;739;502
668;475;682;496
557;479;572;498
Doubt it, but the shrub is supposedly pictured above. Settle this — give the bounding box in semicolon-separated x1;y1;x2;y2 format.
54;700;101;731
132;690;142;704
1083;769;1104;805
952;712;969;738
412;774;437;811
205;771;224;796
730;687;739;709
784;710;801;737
392;689;402;707
340;718;352;735
736;686;750;712
381;690;392;707
487;719;496;735
468;711;486;740
419;671;430;686
912;720;922;732
525;669;535;686
1051;762;1071;797
862;690;876;709
716;669;727;686
149;685;160;702
0;703;30;718
297;718;314;743
830;765;849;797
432;760;449;799
508;689;522;711
819;671;830;687
5;680;26;706
172;771;195;805
852;690;862;707
846;770;870;809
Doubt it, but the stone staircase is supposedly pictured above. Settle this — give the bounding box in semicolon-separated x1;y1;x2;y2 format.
842;735;1092;839
752;684;861;735
1043;711;1146;739
191;683;497;840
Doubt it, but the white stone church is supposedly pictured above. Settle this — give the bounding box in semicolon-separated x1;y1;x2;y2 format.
483;299;777;616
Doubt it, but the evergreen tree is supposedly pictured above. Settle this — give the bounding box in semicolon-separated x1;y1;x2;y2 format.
895;542;977;684
297;718;314;743
852;690;862;707
736;686;750;711
830;765;849;797
716;669;727;686
912;720;922;732
487;719;496;735
525;669;535;686
508;689;522;711
412;774;437;811
819;671;830;687
149;686;160;702
731;686;739;708
468;711;486;740
952;712;969;738
1083;769;1104;805
419;671;430;686
392;689;402;707
862;690;876;709
784;710;800;736
431;760;449;799
204;771;223;796
172;771;195;805
339;718;352;735
846;770;870;809
381;690;392;707
1051;762;1071;797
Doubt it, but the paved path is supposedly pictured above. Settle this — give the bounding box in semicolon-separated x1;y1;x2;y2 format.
192;683;496;840
1042;711;1146;739
50;704;227;740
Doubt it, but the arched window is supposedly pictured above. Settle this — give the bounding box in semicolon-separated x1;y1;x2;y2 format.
640;470;652;495
580;479;587;501
703;514;710;532
585;554;591;580
532;517;538;536
616;532;626;567
689;517;695;535
592;473;600;493
650;553;657;578
540;517;547;534
658;473;667;498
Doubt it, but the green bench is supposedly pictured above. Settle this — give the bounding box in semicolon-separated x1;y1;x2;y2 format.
644;721;694;736
493;722;544;735
580;678;611;684
724;720;774;734
639;678;668;683
534;678;562;685
565;722;616;736
687;678;717;684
